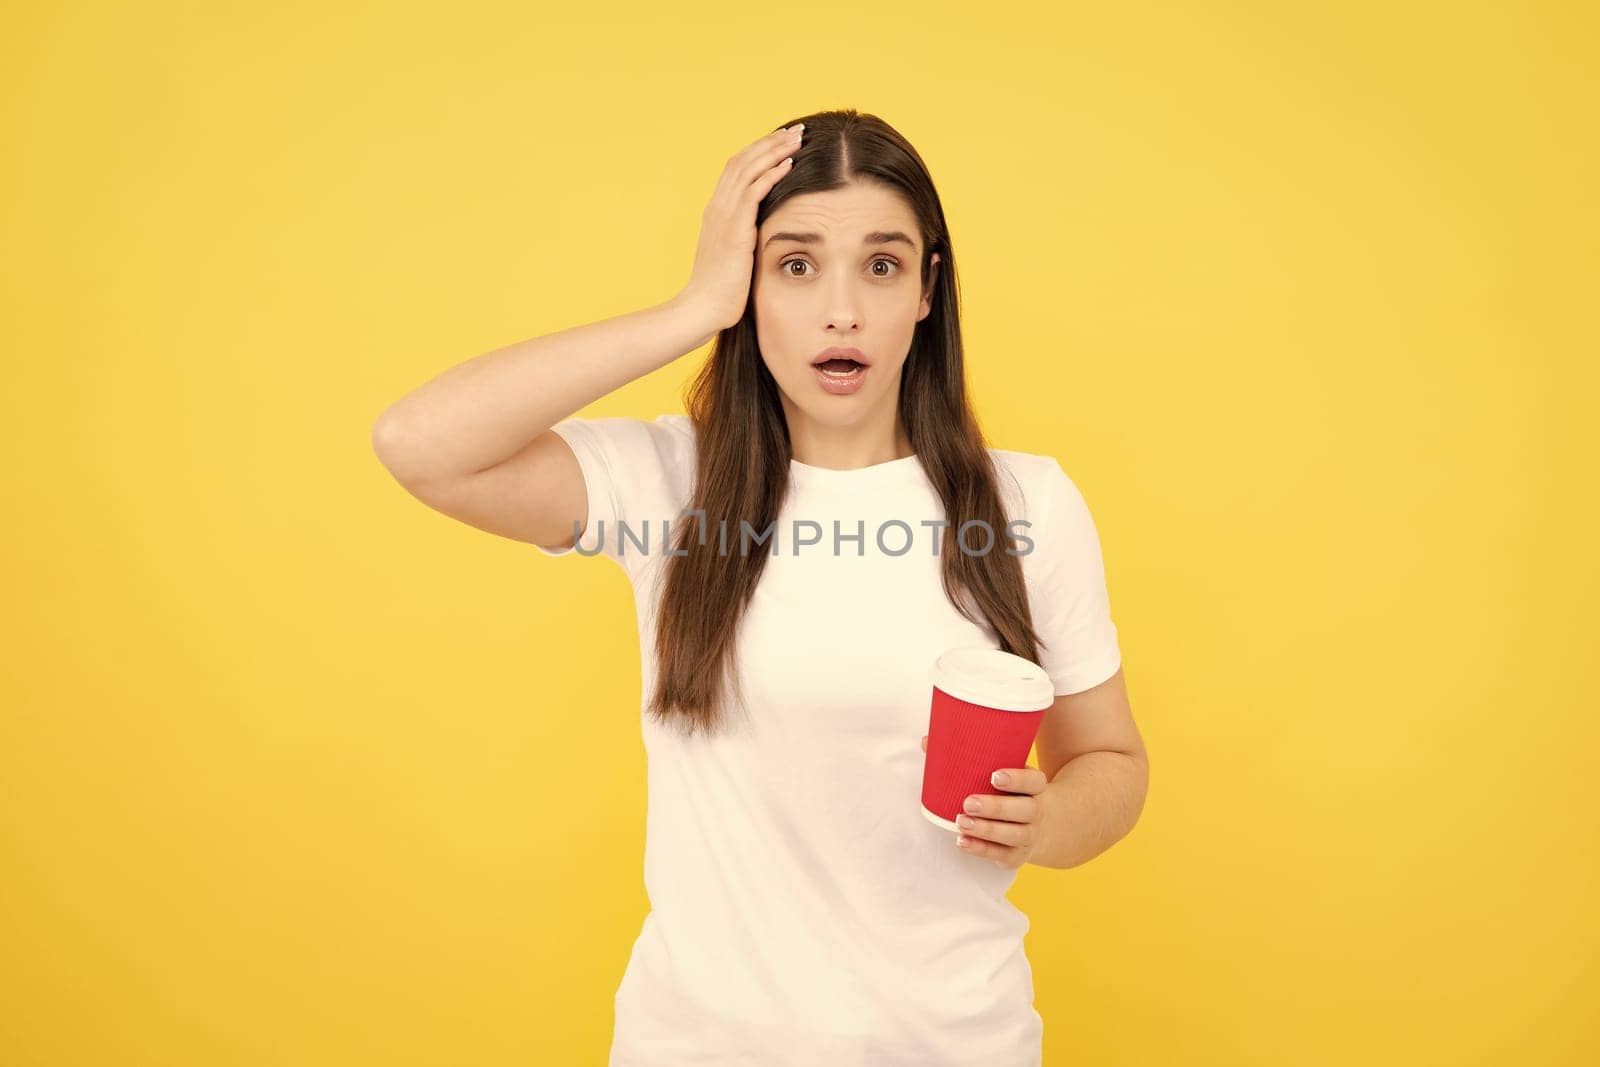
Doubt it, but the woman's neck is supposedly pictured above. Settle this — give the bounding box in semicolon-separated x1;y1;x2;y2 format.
788;419;914;470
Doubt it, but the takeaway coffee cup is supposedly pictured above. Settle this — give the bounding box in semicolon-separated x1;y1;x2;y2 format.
920;646;1055;831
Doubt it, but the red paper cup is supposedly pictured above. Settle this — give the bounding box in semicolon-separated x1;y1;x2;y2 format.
920;646;1054;832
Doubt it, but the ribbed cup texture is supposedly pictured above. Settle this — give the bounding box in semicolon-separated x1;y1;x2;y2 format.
920;686;1047;826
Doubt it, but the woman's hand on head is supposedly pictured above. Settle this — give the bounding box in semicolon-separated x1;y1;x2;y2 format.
677;124;804;332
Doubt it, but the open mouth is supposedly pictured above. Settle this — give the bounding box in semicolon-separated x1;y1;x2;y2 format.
812;359;868;395
815;358;866;376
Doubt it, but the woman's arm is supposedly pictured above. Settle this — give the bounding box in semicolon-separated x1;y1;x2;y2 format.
368;294;718;547
372;293;716;485
370;123;802;548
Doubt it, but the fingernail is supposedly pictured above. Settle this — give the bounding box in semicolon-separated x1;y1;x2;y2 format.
992;771;1010;786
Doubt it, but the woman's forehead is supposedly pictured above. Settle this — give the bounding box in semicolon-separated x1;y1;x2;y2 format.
762;190;919;250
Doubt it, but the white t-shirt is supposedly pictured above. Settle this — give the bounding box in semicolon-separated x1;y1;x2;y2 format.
536;413;1122;1067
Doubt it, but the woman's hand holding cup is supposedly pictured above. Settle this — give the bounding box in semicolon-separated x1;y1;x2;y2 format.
922;732;1052;869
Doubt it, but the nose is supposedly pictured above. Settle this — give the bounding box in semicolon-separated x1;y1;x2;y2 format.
825;305;861;331
825;276;863;332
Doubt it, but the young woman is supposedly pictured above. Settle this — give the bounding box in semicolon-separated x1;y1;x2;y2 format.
372;108;1148;1067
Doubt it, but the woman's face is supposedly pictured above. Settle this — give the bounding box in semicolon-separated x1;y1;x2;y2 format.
752;181;940;433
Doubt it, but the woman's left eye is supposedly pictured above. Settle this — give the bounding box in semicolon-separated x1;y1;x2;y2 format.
781;258;901;277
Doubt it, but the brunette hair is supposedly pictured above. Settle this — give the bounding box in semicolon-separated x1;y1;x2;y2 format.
650;108;1047;738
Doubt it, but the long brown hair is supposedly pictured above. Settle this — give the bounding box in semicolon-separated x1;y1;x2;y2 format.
650;108;1047;738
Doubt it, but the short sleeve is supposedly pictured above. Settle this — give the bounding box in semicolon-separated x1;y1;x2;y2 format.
1026;459;1122;695
533;414;692;580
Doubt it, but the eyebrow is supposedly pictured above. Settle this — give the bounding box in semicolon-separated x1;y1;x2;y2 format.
762;230;918;253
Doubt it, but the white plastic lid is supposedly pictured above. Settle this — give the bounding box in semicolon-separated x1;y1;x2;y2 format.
928;646;1054;712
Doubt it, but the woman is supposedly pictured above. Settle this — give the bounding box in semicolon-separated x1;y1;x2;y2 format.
372;108;1147;1067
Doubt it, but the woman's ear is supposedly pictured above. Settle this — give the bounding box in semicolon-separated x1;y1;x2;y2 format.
919;252;942;319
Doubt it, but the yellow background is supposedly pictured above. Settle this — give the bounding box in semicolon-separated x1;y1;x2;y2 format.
3;1;1595;1063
